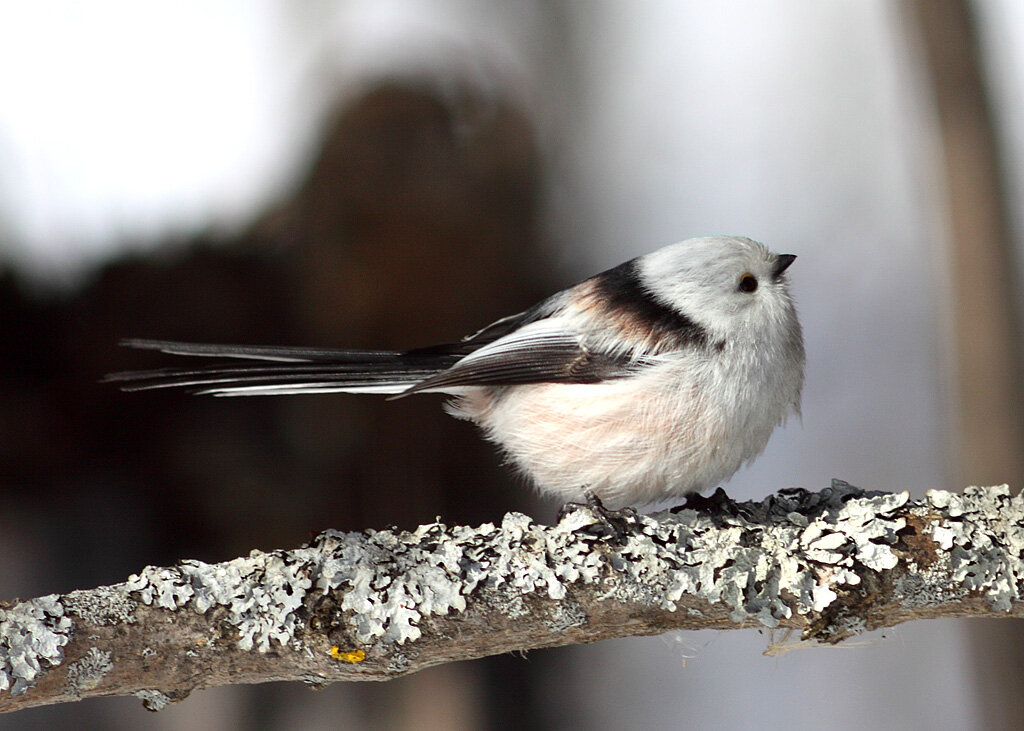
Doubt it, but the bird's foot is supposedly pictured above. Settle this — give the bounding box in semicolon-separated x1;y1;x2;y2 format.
559;489;638;544
670;487;732;515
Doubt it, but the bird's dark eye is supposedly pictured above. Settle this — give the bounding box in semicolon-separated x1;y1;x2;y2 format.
738;273;758;293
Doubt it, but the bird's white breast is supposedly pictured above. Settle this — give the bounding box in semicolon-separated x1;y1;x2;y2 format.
450;348;795;507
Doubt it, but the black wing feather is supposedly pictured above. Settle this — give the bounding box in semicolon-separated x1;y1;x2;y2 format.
398;323;633;397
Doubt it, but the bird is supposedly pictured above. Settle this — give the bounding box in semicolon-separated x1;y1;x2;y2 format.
106;236;804;509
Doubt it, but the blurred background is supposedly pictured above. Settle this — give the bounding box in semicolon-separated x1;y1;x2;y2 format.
1;1;1023;729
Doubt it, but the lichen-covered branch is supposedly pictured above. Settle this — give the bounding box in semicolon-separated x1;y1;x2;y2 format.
2;482;1023;713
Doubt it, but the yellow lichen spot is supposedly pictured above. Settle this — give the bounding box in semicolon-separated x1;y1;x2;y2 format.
329;646;366;663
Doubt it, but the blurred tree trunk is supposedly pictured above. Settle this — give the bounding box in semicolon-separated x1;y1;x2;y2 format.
907;1;1024;728
252;81;551;731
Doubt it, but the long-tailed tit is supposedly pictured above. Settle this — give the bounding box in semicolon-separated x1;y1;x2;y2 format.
107;236;804;508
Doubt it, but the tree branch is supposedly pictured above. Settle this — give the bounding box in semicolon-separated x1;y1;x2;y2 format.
2;481;1022;713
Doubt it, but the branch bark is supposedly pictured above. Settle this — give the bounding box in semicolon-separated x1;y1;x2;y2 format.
2;482;1022;714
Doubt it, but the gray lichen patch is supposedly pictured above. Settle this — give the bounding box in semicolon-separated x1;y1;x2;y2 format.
63;586;137;626
0;595;72;695
920;485;1024;611
126;548;315;652
118;482;923;656
66;647;113;694
312;515;604;645
634;482;908;628
310;482;914;645
314;510;623;645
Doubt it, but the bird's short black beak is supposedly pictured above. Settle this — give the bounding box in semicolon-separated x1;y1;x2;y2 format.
773;254;796;279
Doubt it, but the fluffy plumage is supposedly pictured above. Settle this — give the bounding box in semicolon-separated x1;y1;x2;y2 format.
107;236;804;507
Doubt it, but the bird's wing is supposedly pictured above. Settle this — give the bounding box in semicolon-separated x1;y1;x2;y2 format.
397;318;634;397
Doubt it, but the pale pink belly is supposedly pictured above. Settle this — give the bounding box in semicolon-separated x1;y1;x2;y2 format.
453;374;753;507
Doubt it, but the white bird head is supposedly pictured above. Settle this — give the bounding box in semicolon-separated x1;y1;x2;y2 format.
638;236;800;346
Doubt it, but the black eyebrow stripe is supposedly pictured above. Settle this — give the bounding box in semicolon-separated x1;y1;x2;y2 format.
590;259;713;349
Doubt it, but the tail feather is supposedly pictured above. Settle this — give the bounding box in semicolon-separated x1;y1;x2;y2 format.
106;340;461;396
120;338;404;363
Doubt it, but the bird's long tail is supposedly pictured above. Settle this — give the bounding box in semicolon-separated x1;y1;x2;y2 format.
103;339;461;397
